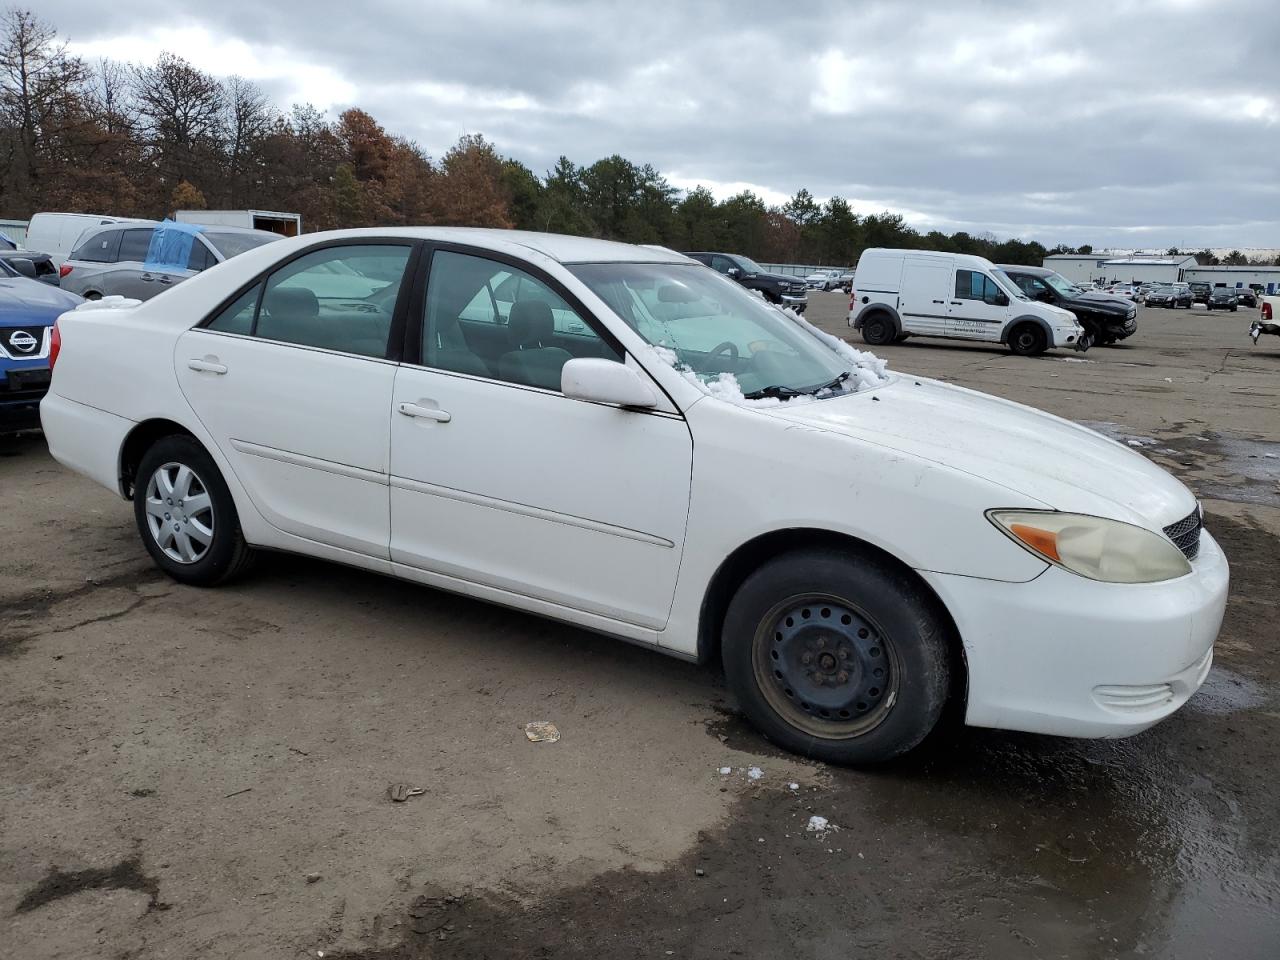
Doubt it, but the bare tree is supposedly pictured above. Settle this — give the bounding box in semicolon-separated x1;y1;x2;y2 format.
222;75;273;206
132;52;224;191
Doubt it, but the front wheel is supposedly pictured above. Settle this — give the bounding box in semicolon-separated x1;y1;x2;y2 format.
721;548;952;764
1007;322;1048;356
133;435;256;586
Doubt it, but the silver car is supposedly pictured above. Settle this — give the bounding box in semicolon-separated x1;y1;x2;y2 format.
60;222;281;301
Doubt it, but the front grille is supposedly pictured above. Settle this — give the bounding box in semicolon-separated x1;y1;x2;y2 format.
1163;507;1202;561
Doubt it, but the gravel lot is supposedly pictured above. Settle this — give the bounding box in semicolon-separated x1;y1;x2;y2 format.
3;294;1278;959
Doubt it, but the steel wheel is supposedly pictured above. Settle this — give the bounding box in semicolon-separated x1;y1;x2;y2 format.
143;461;215;564
751;594;900;739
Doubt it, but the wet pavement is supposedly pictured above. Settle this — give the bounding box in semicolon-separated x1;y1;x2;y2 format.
2;298;1278;958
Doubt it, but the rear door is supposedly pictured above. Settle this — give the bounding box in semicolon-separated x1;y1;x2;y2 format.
898;258;954;336
175;240;417;557
102;228;156;299
947;269;1008;341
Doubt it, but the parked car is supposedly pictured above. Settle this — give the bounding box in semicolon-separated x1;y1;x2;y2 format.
1253;296;1279;345
0;265;82;433
23;212;144;268
1189;282;1211;304
805;269;842;291
60;221;282;301
1143;284;1193;309
684;251;808;312
41;228;1225;764
837;270;856;293
0;250;60;286
1206;288;1239;311
1234;288;1258;308
999;265;1137;345
850;249;1086;355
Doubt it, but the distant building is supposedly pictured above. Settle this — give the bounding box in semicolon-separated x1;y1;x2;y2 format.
1183;265;1280;295
1042;253;1198;285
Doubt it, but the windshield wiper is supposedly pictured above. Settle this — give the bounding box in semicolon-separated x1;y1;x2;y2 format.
742;383;807;400
742;371;851;401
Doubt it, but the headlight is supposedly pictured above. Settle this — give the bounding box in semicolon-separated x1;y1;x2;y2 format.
987;510;1192;583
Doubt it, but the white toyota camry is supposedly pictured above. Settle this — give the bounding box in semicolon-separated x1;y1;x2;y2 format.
40;229;1228;764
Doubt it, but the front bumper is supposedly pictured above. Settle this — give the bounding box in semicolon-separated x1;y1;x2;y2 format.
0;365;51;433
921;528;1228;739
781;293;808;311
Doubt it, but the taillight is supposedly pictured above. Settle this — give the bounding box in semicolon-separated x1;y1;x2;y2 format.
1264;302;1273;322
58;263;72;278
49;320;60;371
848;289;857;311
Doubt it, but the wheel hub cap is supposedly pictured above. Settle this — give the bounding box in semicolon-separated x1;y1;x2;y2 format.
765;601;891;723
143;462;214;565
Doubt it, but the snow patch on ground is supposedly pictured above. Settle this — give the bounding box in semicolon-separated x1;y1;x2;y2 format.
747;766;764;781
806;815;837;836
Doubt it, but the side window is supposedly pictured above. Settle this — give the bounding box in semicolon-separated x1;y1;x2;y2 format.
709;255;735;274
206;283;260;335
251;244;412;357
1018;276;1049;300
71;230;121;264
421;250;620;390
187;239;216;272
117;229;155;263
956;270;1001;304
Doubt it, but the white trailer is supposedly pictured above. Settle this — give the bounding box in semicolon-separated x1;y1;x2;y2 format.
175;209;301;237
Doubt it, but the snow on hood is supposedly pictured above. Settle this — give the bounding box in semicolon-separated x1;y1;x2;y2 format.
649;302;890;409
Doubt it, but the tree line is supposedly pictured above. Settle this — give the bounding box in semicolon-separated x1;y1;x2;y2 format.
2;9;1272;269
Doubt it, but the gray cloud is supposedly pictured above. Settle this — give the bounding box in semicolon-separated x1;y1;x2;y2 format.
38;0;1280;248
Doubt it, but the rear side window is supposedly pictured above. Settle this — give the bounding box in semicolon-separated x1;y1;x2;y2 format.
70;230;122;263
187;240;216;272
117;229;155;263
203;244;412;358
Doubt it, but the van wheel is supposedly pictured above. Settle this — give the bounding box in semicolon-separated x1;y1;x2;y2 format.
133;435;256;586
721;547;952;765
860;314;894;346
1008;323;1047;356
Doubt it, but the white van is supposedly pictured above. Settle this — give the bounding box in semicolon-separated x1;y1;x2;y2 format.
849;249;1086;355
24;213;143;267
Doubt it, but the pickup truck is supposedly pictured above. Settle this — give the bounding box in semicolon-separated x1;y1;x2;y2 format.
684;252;809;313
1253;295;1280;346
1000;264;1137;345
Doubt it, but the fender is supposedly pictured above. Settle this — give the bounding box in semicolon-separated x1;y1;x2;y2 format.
852;302;902;334
1000;313;1053;344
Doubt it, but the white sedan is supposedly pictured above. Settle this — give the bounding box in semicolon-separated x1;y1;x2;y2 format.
40;229;1228;764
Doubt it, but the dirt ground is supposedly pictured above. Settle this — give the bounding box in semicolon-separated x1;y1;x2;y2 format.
2;296;1278;959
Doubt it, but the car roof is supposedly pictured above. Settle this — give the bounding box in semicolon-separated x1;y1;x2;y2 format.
997;264;1051;276
360;228;695;264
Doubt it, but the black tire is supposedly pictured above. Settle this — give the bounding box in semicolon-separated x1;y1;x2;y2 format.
1231;305;1238;312
860;313;894;346
133;434;256;586
1007;322;1047;356
721;547;952;764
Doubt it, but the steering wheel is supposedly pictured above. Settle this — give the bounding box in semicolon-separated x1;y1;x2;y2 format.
710;340;740;360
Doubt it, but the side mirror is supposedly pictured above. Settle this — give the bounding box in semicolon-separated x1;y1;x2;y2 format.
988;291;1009;307
9;257;36;279
561;358;657;408
726;267;741;278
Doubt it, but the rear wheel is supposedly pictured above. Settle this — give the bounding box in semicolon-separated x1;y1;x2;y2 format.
860;313;894;346
1007;322;1047;356
721;547;952;764
133;435;256;586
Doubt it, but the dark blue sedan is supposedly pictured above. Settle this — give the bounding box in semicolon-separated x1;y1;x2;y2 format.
0;260;82;433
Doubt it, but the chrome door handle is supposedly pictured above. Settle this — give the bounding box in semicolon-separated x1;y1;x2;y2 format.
187;358;227;374
398;401;451;423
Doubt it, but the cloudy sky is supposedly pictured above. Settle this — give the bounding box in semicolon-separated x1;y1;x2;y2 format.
38;0;1280;249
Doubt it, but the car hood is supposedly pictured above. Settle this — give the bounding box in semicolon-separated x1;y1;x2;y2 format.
1071;292;1135;313
763;375;1196;528
0;277;82;323
754;272;804;286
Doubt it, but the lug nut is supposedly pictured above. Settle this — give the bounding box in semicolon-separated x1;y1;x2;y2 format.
816;637;826;649
802;653;812;665
837;671;848;683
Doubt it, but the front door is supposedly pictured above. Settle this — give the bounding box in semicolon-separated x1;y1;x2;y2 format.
389;247;693;630
947;268;1008;341
175;241;416;557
